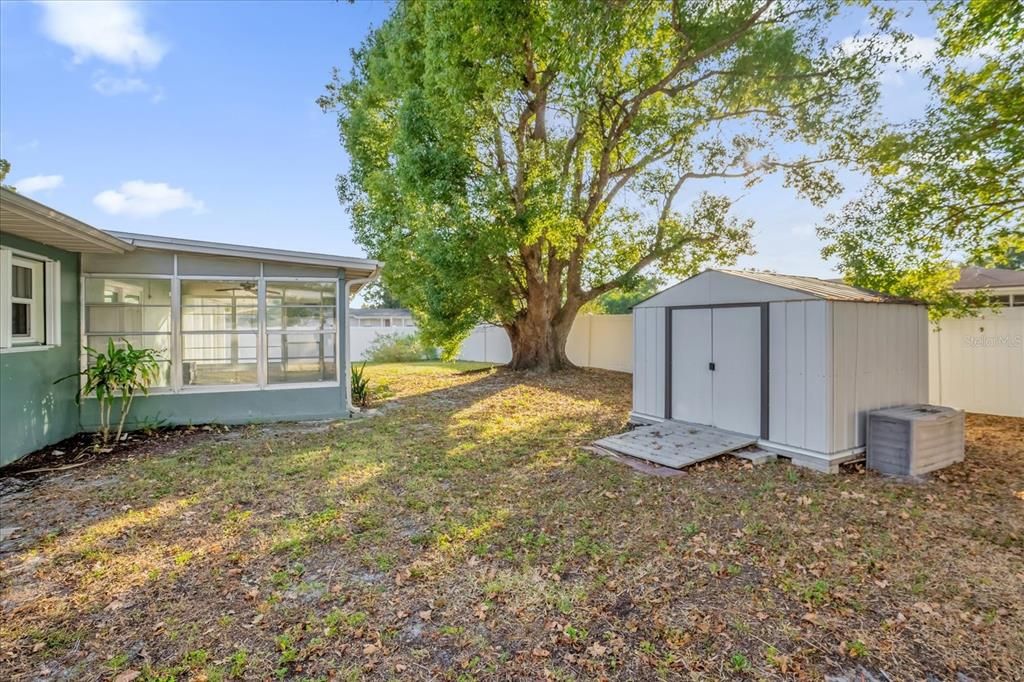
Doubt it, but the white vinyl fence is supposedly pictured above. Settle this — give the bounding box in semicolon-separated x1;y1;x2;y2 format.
458;310;1023;418
350;325;418;361
457;314;633;372
928;307;1023;417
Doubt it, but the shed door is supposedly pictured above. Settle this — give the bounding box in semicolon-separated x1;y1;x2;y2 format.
710;307;761;435
671;308;713;425
670;306;761;436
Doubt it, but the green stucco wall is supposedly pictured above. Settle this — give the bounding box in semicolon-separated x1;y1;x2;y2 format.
0;233;82;466
79;384;348;431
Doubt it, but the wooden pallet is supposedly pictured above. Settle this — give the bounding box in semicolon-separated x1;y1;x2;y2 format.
595;421;758;469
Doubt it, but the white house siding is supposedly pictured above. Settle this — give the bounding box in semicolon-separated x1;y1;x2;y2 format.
830;303;929;453
768;300;832;454
928;307;1023;417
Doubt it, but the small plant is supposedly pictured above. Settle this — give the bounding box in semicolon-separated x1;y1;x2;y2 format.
58;338;162;445
351;361;371;407
728;652;751;672
364;331;439;363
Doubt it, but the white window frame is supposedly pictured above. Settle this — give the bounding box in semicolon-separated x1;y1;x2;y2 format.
80;262;341;395
81;272;174;394
0;246;61;352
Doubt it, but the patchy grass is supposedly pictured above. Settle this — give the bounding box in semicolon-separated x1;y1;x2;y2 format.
1;363;1022;680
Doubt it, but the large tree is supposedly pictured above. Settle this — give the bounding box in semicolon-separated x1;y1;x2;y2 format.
820;0;1024;318
322;0;898;369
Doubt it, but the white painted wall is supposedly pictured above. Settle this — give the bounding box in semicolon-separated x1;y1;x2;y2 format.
928;307;1023;417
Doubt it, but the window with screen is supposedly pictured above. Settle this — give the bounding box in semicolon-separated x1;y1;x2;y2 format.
266;281;337;384
181;280;259;385
84;277;172;385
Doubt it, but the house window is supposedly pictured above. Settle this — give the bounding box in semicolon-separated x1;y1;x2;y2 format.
266;281;336;384
359;318;381;327
0;248;60;350
84;277;172;386
181;280;259;386
404;318;417;327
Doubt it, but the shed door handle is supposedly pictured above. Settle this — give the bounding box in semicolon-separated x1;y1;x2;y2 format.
708;362;716;371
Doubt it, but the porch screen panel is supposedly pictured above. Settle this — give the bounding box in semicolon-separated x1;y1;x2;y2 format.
181;280;258;385
266;281;337;383
84;277;172;386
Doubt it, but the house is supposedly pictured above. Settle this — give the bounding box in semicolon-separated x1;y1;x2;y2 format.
0;188;380;465
347;308;418;361
349;308;416;329
631;269;929;472
951;266;1024;305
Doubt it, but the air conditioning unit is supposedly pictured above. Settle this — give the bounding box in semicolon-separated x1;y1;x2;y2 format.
866;405;965;476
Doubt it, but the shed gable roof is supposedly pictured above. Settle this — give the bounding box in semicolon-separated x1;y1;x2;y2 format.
635;269;919;308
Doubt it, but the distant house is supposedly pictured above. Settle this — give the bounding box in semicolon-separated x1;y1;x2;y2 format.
349;308;416;329
952;266;1024;306
348;308;418;360
0;188;380;465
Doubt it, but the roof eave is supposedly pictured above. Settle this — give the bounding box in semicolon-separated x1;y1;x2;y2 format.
106;230;382;277
0;188;134;254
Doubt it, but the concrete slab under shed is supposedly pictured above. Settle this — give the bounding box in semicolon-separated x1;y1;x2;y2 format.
594;421;762;469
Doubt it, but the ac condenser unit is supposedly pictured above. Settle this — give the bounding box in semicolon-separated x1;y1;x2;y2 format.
866;405;965;476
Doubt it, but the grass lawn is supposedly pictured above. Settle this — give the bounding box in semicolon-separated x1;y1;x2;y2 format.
1;362;1022;680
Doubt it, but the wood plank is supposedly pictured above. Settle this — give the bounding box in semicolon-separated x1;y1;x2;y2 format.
595;422;757;469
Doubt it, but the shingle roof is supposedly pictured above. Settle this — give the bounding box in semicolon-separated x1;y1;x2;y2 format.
952;266;1024;290
719;270;919;303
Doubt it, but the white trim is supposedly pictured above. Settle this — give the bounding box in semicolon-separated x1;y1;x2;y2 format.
10;255;45;344
106;230;379;275
0;344;58;354
45;260;61;345
1;187;133;253
264;380;342;391
81;272;174;279
0;248;11;349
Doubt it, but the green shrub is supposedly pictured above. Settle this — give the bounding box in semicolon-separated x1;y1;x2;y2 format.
364;332;439;363
351;362;371;407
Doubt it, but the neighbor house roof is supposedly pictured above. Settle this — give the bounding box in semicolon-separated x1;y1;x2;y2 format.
0;187;133;254
107;231;381;279
718;269;917;303
350;308;412;317
952;266;1024;290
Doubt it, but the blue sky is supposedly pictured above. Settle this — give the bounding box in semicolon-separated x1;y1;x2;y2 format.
1;1;938;281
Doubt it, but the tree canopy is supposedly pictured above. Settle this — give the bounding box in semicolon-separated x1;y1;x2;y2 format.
820;0;1024;318
322;0;901;368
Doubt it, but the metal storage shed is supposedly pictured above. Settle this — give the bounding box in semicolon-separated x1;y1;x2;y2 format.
631;270;929;472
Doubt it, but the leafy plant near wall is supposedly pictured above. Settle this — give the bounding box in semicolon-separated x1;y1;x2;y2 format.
58;338;162;446
364;332;440;363
350;362;371;408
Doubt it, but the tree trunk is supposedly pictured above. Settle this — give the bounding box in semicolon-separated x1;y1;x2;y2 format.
504;295;580;371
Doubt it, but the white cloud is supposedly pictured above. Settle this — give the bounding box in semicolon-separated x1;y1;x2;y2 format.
93;181;205;218
14;174;64;194
840;33;939;85
91;71;165;102
37;1;167;69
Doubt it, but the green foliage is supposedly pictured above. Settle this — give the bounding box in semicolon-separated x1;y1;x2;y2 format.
0;158;10;186
821;0;1024;319
360;280;405;309
586;275;662;314
321;0;896;367
57;338;162;445
350;361;371;407
364;332;439;363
